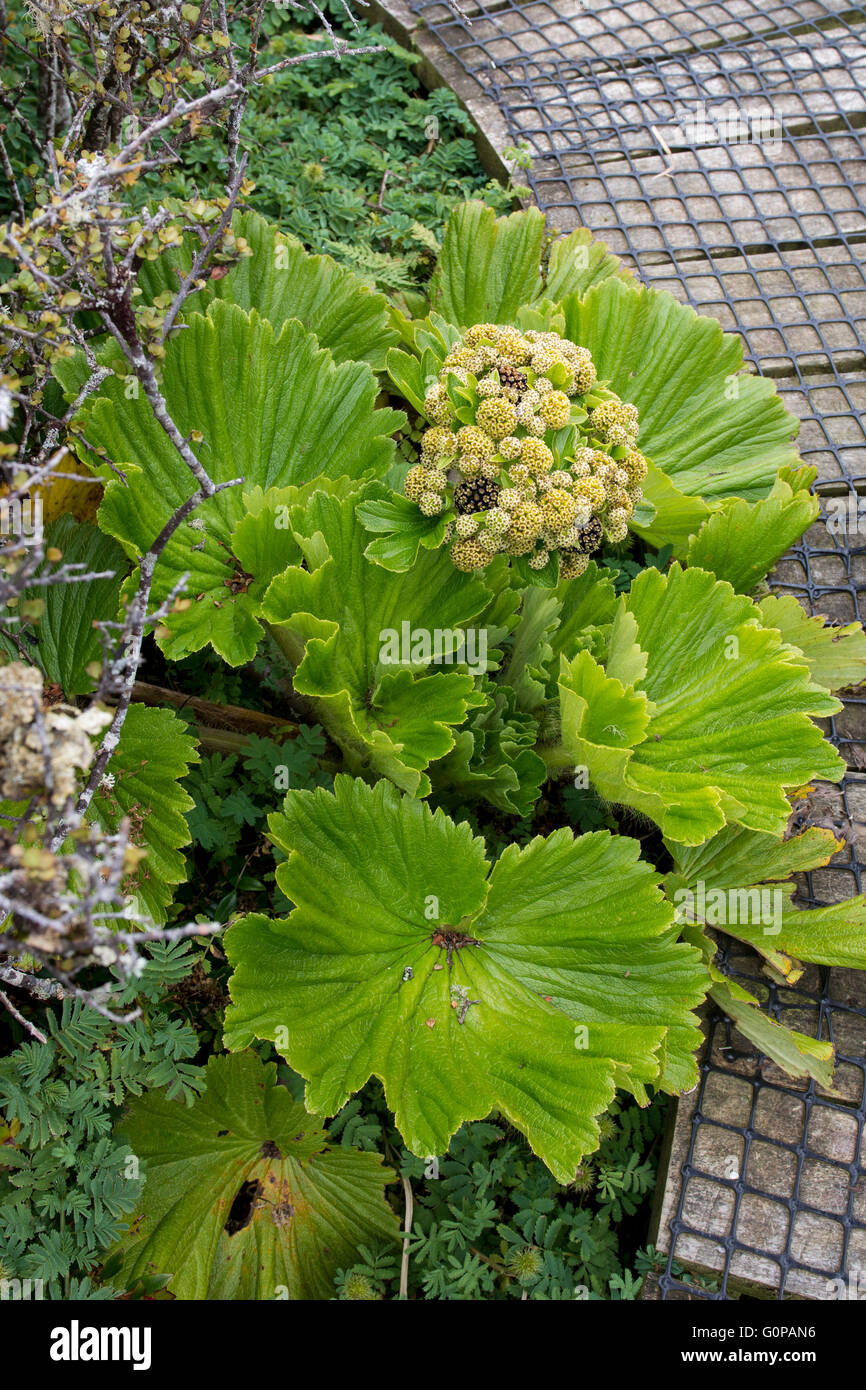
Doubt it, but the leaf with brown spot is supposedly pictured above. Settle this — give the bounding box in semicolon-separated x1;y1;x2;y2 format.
113;1052;398;1300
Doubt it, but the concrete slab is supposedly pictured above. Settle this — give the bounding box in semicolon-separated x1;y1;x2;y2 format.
771;374;866;483
651;960;866;1299
640;248;865;378
524;137;864;246
478;31;866;162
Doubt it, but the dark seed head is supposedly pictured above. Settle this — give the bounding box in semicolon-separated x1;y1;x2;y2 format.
497;362;528;392
575;517;604;554
454;477;501;514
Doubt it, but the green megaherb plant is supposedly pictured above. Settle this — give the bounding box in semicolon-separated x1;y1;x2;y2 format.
377;201;816;573
223;774;707;1180
46;200;866;1156
7;193;866;1295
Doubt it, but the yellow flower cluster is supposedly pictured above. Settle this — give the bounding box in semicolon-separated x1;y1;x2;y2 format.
406;323;646;578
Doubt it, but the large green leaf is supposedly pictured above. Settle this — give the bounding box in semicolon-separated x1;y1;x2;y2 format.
667;823;866;974
89;704;199;922
224;777;708;1181
549;560;619;671
501;562;617;714
137;209;397;369
670;821;841;889
113;1051;398;1300
539;226;632;303
260;486;490;796
476;823;706;1097
678;918;838;1088
64;302;404;664
429;202;546;328
427;204;628;329
629;460;711;556
686;474;819;594
561;278;800;503
555;564;844;846
16;517;126;697
503;585;561;713
757;594;866;694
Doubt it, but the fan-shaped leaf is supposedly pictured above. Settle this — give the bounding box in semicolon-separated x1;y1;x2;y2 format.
686;475;819;594
708;980;836;1090
137;209;397;368
113;1051;398;1300
432;682;546;818
65;303;403;664
561;278;800;503
261;486;490;796
15;517;126;697
428;204;627;328
224;777;707;1181
757;594;866;694
429;202;545;328
556;565;844;846
667;823;866;972
539;226;632;302
89;704;198;922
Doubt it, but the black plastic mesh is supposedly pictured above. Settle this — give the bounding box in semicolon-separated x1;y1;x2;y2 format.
412;0;866;481
408;0;866;1299
661;940;866;1300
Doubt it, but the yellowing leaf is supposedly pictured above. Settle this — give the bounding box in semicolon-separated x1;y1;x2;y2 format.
114;1052;398;1299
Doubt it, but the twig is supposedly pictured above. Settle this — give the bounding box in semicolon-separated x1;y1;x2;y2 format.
256;41;384;79
0;988;48;1043
0;963;66;1000
158;153;248;342
399;1173;414;1300
128;681;300;737
0;132;25;223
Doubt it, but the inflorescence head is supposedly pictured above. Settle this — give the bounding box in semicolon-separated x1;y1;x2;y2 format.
407;324;645;579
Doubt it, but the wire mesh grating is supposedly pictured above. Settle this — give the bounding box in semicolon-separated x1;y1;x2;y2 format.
407;0;866;1298
663;946;866;1299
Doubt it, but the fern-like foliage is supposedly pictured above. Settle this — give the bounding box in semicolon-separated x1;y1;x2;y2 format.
0;946;204;1299
331;1094;663;1301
